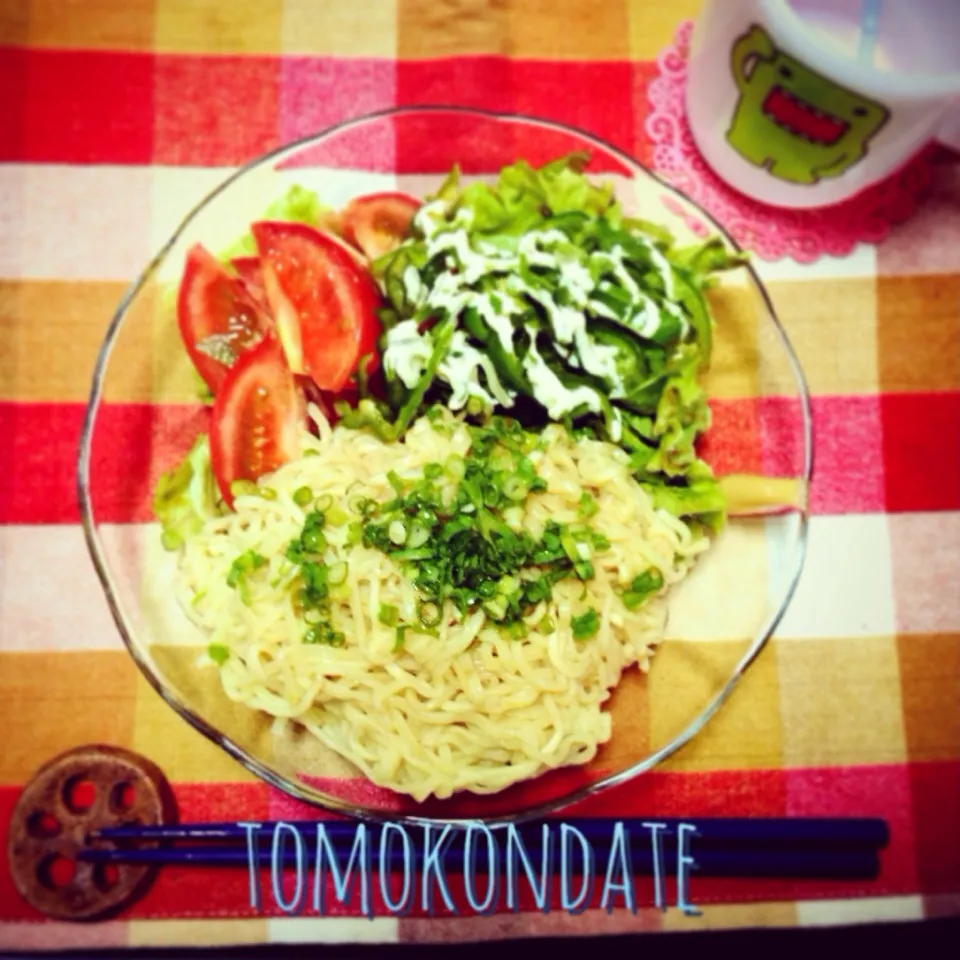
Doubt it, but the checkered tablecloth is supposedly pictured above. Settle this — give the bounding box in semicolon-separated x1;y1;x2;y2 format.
1;0;959;951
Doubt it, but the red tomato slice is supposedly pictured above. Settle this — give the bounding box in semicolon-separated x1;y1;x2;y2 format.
340;192;420;260
230;256;270;313
177;244;268;395
321;229;371;270
209;335;306;507
251;220;382;393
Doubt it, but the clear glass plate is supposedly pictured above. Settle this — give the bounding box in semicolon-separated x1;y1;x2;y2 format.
77;107;812;826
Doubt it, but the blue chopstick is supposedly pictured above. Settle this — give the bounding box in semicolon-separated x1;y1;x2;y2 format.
91;816;889;849
77;843;880;879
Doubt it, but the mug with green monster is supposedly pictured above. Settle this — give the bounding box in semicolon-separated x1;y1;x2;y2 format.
725;24;889;185
684;0;960;209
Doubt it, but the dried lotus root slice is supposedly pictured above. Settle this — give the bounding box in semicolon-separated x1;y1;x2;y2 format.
7;745;178;922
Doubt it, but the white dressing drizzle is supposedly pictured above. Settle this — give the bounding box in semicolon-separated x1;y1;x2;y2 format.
383;209;683;425
384;320;433;389
439;330;514;410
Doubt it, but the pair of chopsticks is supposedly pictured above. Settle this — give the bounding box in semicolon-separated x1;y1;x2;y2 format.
81;817;889;879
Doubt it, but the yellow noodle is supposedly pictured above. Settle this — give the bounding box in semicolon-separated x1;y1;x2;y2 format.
173;408;709;802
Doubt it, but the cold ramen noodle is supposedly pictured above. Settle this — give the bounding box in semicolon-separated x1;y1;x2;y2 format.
153;154;747;801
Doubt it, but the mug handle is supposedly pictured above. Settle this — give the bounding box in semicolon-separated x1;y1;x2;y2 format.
731;25;776;94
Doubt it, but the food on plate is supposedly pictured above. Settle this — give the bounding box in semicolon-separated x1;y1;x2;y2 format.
176;245;270;397
177;410;705;800
252;220;381;391
208;335;306;508
340;192;421;260
152;154;749;800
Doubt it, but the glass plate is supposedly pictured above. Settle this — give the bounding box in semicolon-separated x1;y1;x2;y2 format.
78;107;812;827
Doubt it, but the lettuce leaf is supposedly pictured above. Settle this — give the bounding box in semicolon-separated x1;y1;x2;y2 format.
671;237;748;282
647;477;726;534
217;185;334;261
152;434;223;550
429;152;619;240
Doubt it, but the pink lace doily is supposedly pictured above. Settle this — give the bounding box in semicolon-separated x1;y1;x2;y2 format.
645;21;937;263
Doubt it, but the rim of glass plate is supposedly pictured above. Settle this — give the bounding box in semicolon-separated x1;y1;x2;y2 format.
77;105;814;830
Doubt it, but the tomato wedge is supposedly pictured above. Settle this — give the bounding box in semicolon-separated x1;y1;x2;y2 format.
251;221;382;393
230;256;270;313
340;192;421;260
177;244;268;395
209;335;306;507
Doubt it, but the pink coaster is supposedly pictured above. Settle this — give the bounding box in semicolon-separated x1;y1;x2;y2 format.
645;21;938;263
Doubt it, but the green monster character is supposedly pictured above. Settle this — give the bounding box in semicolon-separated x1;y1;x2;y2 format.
725;24;889;185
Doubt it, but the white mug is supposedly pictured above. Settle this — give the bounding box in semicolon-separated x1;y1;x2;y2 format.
684;0;960;208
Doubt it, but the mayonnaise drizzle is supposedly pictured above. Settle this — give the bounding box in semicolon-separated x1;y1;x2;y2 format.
438;330;514;410
523;335;601;420
384;208;684;421
384;320;432;389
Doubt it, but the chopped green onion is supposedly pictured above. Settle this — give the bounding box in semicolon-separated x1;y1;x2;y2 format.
418;600;442;628
466;396;486;417
226;549;267;606
326;503;349;526
327;561;348;586
483;596;508;621
574;560;595;581
445;455;466;480
293;486;313;508
343;416;625;640
536;614;556;635
497;575;520;597
314;493;334;513
631;569;664;594
349;496;379;518
207;643;229;666
571;608;600;640
415;507;438;527
407;522;431;550
393;625;407;651
303;606;325;625
260;486;277;501
378;603;399;627
302;528;326;553
622;568;664;609
304;623;345;646
161;529;184;551
578;492;599;518
592;532;611;551
560;531;584;563
388;547;434;562
523;577;551;605
502;476;529;502
387;470;405;496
